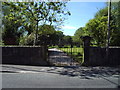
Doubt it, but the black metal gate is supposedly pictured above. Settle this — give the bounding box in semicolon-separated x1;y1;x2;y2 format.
48;45;83;66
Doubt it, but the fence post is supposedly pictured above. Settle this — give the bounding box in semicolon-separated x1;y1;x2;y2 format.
81;36;91;66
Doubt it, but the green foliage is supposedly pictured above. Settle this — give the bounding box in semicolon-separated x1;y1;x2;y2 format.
59;47;84;64
2;2;27;45
95;7;108;18
110;1;120;46
62;35;72;45
38;24;55;35
0;40;4;46
19;33;34;45
53;30;64;46
73;27;87;46
73;2;120;46
2;2;71;45
85;16;108;46
37;25;56;45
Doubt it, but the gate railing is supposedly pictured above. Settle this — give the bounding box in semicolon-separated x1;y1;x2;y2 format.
48;46;83;66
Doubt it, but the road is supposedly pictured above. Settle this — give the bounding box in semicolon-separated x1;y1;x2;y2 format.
1;64;120;88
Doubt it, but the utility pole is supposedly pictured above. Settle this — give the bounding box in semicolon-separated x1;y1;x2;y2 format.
33;21;38;46
106;0;111;63
33;19;39;46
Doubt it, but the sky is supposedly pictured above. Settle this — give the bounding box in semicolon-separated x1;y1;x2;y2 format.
61;2;107;36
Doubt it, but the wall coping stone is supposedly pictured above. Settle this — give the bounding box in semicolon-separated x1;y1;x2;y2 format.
1;46;43;47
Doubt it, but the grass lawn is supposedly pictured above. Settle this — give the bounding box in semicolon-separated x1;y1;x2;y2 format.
58;47;84;64
48;46;84;64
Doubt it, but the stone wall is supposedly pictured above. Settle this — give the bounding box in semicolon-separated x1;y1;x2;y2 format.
82;36;120;66
2;46;49;66
88;47;120;66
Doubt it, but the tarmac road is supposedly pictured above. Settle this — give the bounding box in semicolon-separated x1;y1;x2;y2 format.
1;64;120;88
2;72;119;88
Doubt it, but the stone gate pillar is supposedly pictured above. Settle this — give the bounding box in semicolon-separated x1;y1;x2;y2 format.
81;36;91;66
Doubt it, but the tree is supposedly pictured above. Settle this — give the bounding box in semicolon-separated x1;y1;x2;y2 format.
2;2;26;45
62;35;72;45
110;1;120;46
74;2;120;47
54;30;64;46
92;2;120;46
37;24;56;45
2;2;71;45
95;7;108;18
73;27;87;46
16;2;70;45
85;16;108;46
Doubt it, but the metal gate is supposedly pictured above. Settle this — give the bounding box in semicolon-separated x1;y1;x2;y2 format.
48;46;83;66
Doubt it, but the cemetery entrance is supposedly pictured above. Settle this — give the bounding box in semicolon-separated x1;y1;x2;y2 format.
48;45;83;66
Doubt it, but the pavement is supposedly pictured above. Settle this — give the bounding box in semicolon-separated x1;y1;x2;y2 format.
1;64;120;88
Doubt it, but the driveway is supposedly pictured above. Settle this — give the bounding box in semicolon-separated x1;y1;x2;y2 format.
48;48;79;66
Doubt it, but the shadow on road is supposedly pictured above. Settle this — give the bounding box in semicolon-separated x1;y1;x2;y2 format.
2;65;119;78
2;65;120;86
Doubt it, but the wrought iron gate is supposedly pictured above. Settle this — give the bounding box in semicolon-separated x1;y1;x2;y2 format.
48;46;83;66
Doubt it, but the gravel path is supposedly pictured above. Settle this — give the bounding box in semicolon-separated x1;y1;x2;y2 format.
48;48;79;66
